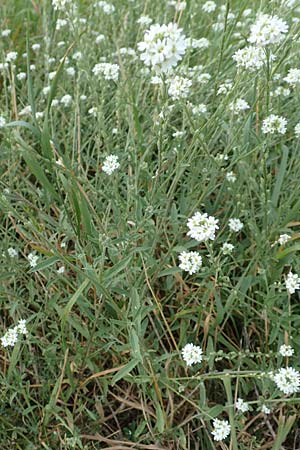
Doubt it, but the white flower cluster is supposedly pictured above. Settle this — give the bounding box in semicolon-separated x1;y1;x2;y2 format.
8;247;18;257
235;398;250;413
276;234;290;245
92;63;119;81
167;75;192;100
221;242;234;254
229;98;250;115
211;419;231;441
1;319;28;348
228;218;243;232
187;38;210;49
285;271;300;294
262;114;287;135
96;1;115;14
181;343;203;366
138;23;187;73
202;1;217;13
28;252;39;268
137;16;153;26
284;68;300;87
248;14;288;47
187;212;219;242
178;251;202;274
273;367;300;395
0;116;6;127
261;404;271;414
102;154;120;175
279;344;294;357
52;0;72;10
217;82;233;96
232;46;265;71
60;94;73;107
226;172;236;183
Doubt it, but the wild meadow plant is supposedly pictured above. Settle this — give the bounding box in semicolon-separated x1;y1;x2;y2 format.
1;0;300;448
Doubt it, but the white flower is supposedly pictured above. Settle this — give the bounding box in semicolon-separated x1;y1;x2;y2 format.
232;46;265;71
60;94;73;107
190;103;207;115
229;218;243;233
284;68;300;87
42;86;51;96
211;419;231;441
1;29;11;37
272;87;290;97
19;105;32;116
243;9;252;17
0;63;9;71
175;2;186;11
229;98;250;115
28;252;39;268
221;243;234;254
137;16;153;26
273;367;300;395
1;327;19;348
178;251;202;275
197;73;211;83
66;67;75;76
217;80;233;95
16;72;27;81
0;116;6;127
97;1;115;14
235;398;250;413
72;51;82;61
7;247;18;258
279;344;294;357
52;0;72;10
92;63;119;81
57;266;65;274
95;34;105;44
261;404;271;414
17;319;28;335
150;75;163;85
1;319;27;348
248;14;288;47
262;114;287;135
276;234;290;245
6;51;17;63
202;1;217;13
56;18;68;30
168;75;192;100
102;154;120;175
181;343;203;366
226;172;236;183
172;131;185;138
88;107;97;117
285;271;300;294
187;38;210;49
138;22;187;73
187;212;219;242
32;43;41;52
295;123;300;137
49;71;57;81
